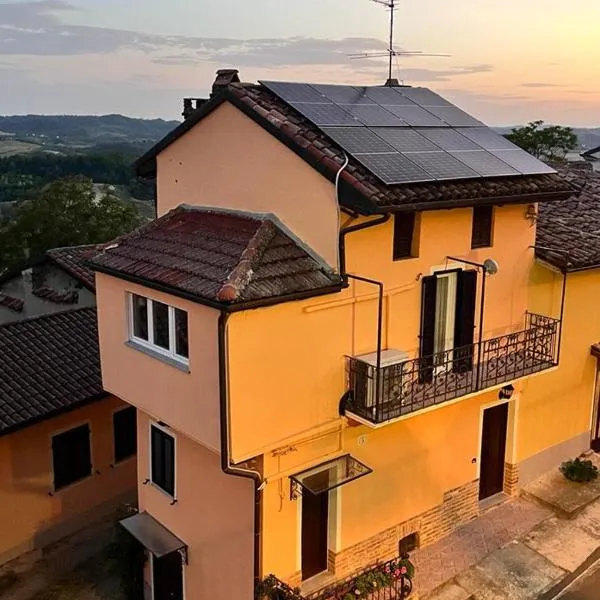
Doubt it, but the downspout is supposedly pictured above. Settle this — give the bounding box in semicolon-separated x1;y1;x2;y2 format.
218;311;263;589
335;153;350;274
347;274;384;422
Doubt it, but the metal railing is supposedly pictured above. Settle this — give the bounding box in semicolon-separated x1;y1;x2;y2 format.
346;312;560;424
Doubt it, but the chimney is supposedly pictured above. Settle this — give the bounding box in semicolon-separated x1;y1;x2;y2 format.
211;69;240;97
182;97;208;120
384;77;400;87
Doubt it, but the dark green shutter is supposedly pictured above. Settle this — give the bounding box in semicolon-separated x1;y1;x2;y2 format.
419;275;437;383
453;270;478;373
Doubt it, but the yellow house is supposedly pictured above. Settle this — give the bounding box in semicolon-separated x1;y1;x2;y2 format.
90;70;578;600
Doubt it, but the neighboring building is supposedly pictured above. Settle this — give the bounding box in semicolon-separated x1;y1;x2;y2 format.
0;308;136;565
91;70;575;600
529;162;600;459
0;244;136;566
0;244;102;325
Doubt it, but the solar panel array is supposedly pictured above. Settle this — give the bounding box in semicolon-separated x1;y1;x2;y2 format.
260;81;555;185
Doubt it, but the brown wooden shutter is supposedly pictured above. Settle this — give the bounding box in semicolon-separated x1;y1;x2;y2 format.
393;212;415;260
419;275;437;383
471;206;493;249
453;270;478;373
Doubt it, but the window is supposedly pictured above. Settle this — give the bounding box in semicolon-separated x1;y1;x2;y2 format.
150;425;175;497
113;406;137;463
52;424;92;490
393;212;418;260
471;206;494;249
129;294;189;363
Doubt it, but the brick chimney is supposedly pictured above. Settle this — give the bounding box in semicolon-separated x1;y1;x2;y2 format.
181;97;207;120
211;69;240;97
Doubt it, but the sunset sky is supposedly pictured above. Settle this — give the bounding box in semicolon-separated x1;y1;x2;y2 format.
0;0;598;125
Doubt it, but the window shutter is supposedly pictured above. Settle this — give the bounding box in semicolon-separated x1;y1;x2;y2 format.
393;213;415;260
453;270;478;373
419;275;437;383
114;407;137;462
471;206;493;249
163;434;175;497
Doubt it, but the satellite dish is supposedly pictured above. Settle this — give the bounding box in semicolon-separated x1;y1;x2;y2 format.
483;258;499;276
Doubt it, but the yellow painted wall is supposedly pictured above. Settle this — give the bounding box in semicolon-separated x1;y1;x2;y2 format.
0;396;136;565
227;205;540;461
259;389;506;579
520;265;596;461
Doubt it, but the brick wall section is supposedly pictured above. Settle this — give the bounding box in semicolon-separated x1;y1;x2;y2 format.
503;462;519;496
330;479;479;580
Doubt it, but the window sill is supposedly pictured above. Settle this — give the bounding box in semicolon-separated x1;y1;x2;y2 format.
148;480;177;503
125;340;190;373
113;454;137;466
52;472;94;495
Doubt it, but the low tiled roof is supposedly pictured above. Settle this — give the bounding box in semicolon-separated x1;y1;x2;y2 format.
136;82;572;212
0;308;104;436
89;206;343;306
536;163;600;270
32;286;79;304
47;244;106;291
0;292;24;313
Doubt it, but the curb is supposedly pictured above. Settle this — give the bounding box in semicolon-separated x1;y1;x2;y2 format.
537;546;600;600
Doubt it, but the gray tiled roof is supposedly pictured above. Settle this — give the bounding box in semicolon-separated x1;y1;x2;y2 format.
0;307;104;436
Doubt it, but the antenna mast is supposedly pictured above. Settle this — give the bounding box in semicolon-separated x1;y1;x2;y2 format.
350;0;450;85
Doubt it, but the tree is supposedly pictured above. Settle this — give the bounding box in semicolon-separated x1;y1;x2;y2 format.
505;120;577;161
1;176;142;274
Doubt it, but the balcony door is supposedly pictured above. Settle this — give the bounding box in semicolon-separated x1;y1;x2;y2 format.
420;269;478;382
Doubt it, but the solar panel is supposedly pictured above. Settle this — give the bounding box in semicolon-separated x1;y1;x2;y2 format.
450;151;519;177
375;128;440;152
353;153;433;184
418;128;481;151
404;151;479;180
424;106;484;127
260;81;325;103
312;84;373;105
459;127;518;151
363;87;418;105
396;87;453;107
343;104;405;127
384;105;446;127
289;102;359;126
489;150;556;174
322;127;395;153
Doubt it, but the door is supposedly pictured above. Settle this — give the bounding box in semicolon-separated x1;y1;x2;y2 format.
153;552;183;600
301;485;329;580
592;369;600;452
479;403;509;500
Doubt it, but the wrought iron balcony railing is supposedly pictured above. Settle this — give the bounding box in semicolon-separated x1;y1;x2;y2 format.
345;312;560;424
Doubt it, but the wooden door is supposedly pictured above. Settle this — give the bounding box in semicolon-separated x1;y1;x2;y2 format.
592;369;600;452
153;552;183;600
479;403;509;500
301;489;329;580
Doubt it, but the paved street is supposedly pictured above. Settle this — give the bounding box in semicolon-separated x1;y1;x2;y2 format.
557;563;600;600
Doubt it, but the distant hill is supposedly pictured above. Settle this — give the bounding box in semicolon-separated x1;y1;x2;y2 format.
0;114;180;155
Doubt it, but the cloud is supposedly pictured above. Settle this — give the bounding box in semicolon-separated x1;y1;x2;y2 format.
521;82;566;88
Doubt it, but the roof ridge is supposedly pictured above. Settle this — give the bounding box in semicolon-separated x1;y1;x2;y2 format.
216;219;277;302
0;306;96;331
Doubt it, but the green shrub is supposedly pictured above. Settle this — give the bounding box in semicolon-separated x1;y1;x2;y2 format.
560;458;599;483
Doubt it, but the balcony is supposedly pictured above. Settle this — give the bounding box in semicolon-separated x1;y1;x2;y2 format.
345;312;560;425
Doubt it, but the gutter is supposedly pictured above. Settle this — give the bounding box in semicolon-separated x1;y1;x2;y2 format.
218;312;263;588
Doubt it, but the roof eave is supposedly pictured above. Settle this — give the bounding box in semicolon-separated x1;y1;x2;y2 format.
88;261;345;312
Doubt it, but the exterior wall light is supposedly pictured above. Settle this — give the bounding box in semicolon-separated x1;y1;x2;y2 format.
499;384;515;400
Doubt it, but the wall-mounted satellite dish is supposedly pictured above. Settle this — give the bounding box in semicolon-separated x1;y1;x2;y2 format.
483;258;499;276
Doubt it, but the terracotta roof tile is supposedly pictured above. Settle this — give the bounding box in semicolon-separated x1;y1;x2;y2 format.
536;163;600;270
89;206;343;305
0;308;104;435
46;244;107;291
0;293;24;313
32;286;79;304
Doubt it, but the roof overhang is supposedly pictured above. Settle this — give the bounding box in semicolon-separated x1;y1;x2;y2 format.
289;454;372;500
121;511;187;562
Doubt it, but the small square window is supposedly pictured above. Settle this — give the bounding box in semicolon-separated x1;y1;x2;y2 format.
52;424;92;490
393;212;419;260
132;295;148;340
471;206;494;249
151;425;175;497
113;406;137;463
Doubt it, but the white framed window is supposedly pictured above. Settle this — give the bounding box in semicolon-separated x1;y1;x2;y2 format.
129;294;189;364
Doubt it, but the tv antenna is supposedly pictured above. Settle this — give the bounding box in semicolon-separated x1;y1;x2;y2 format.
349;0;450;85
